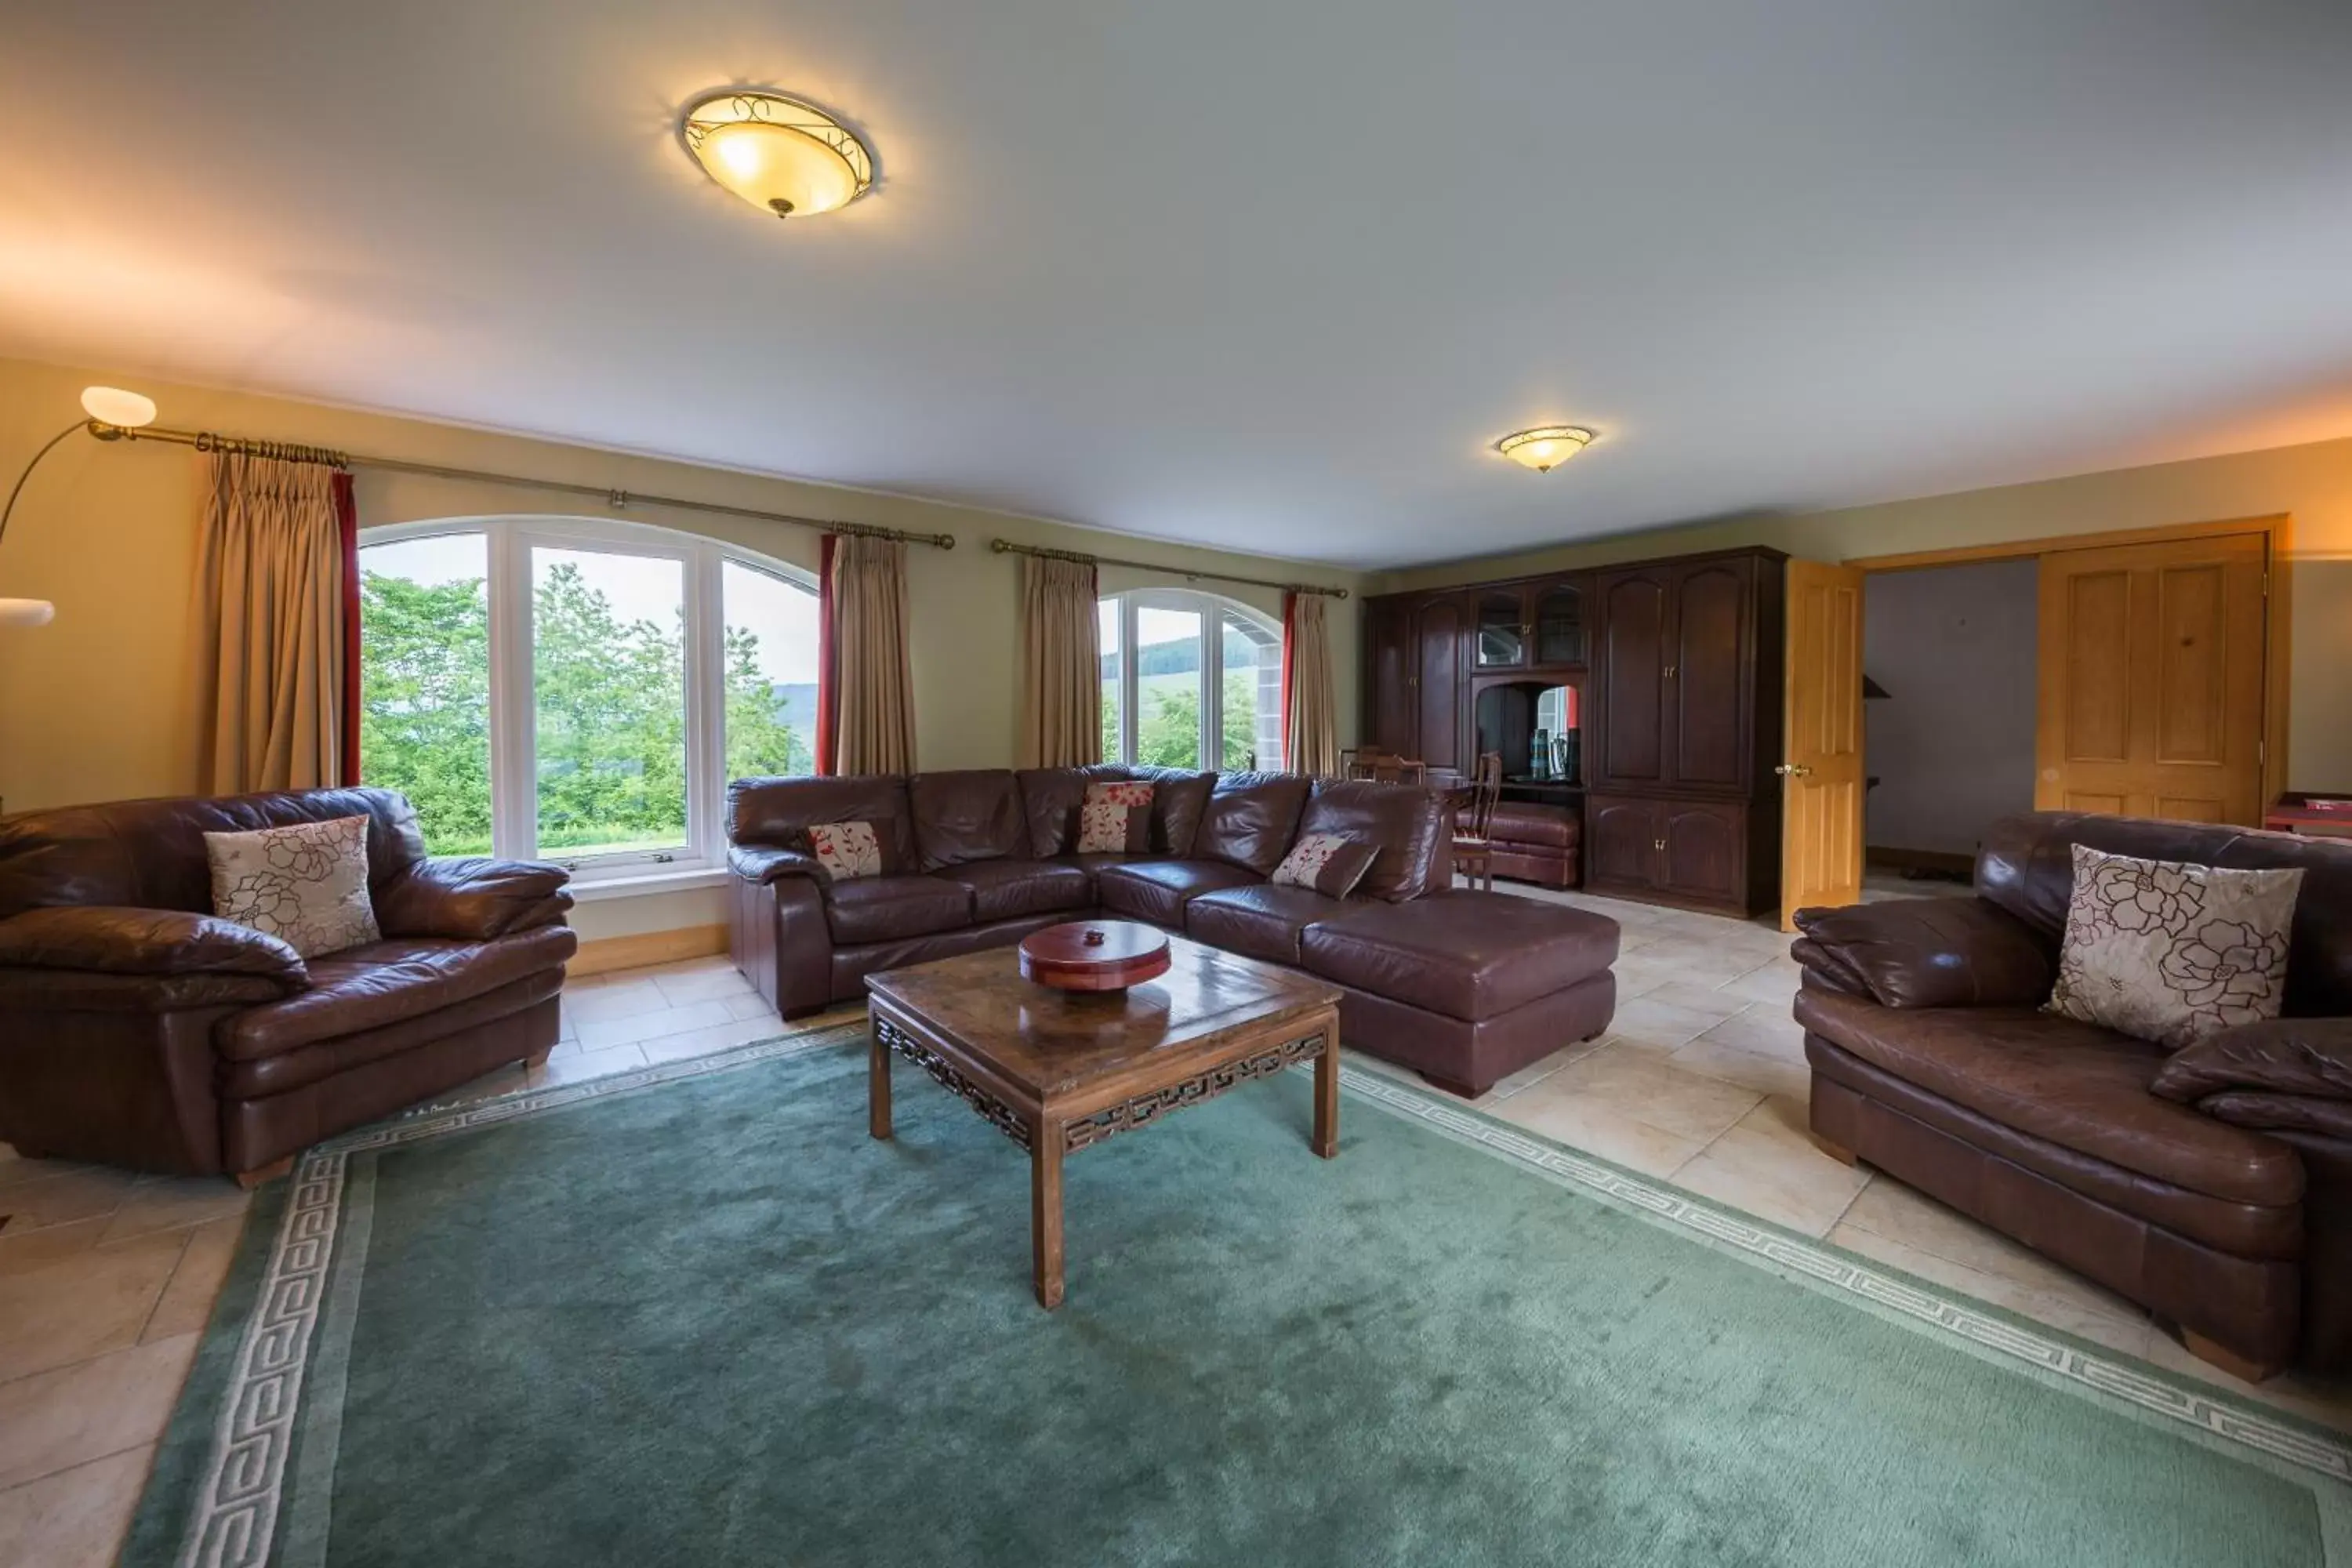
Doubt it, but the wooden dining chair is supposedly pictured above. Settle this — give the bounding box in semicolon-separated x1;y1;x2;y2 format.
1451;752;1504;891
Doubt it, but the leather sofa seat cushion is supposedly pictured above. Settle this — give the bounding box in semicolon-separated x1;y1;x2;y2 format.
937;858;1092;924
1296;780;1448;902
216;926;578;1061
1185;884;1352;966
1301;891;1618;1022
909;771;1028;869
1095;861;1262;927
1793;987;2303;1207
822;876;974;945
1486;803;1579;849
1192;772;1312;876
221;971;562;1100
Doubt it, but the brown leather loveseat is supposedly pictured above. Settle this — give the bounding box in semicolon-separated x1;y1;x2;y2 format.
1792;812;2352;1380
728;767;1620;1096
0;788;575;1185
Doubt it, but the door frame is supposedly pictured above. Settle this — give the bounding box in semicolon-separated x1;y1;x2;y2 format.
1841;513;2294;813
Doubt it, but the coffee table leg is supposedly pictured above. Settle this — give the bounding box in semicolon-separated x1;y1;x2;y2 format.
1032;1120;1065;1310
869;1028;892;1141
1312;1016;1340;1159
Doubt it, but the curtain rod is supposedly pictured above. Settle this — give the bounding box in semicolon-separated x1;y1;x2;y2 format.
989;538;1349;599
98;424;958;549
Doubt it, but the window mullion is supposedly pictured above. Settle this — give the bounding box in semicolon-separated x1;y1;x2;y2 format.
1200;598;1221;771
1120;597;1139;764
488;528;537;860
686;546;724;866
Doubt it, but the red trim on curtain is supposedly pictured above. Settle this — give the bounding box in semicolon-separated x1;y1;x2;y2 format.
1279;591;1297;760
815;533;839;775
334;470;362;787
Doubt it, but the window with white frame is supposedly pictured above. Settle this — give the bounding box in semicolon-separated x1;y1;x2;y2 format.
1098;589;1283;772
357;517;819;884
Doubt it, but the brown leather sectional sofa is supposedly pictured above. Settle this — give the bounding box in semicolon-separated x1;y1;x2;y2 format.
0;789;575;1184
728;767;1620;1096
1793;812;2352;1379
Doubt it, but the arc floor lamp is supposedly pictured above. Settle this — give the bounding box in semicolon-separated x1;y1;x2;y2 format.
0;385;159;626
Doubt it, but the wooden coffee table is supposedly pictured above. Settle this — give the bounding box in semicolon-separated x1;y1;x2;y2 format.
865;935;1343;1309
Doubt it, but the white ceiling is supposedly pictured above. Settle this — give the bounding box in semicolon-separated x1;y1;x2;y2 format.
5;2;2351;569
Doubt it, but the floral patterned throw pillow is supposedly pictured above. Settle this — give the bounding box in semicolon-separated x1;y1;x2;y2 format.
204;815;381;959
1269;833;1379;899
2044;843;2303;1048
1074;802;1149;855
806;821;885;880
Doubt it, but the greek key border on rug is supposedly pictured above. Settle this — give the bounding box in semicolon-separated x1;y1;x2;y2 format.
1338;1064;2352;1486
170;1023;2351;1566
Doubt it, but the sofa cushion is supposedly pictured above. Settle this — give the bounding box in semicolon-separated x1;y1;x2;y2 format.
1095;860;1262;927
1014;766;1127;857
1792;986;2303;1207
1297;779;1447;901
1301;891;1619;1022
1193;771;1312;876
807;821;887;880
1127;768;1216;857
204;815;383;958
727;776;918;873
822;875;974;945
215;927;579;1061
909;770;1027;869
1186;884;1353;966
937;858;1093;924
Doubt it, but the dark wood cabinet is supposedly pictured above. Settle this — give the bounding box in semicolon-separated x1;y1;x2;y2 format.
1362;546;1783;916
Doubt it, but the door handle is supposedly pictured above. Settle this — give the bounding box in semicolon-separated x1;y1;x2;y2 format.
1774;763;1813;778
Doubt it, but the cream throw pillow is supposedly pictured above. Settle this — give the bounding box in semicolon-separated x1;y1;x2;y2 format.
2044;843;2302;1048
205;815;381;958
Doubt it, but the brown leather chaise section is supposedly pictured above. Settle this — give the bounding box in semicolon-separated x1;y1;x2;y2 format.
1794;810;2352;1377
1303;891;1621;1022
0;786;573;1182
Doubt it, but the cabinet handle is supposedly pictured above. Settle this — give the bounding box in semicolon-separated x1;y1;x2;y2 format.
1653;837;1667;851
1662;664;1678;678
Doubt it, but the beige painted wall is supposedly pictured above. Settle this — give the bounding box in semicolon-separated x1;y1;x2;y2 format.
1378;437;2352;789
0;355;1363;939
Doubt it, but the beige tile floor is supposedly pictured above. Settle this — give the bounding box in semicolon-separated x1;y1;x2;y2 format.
4;893;2346;1563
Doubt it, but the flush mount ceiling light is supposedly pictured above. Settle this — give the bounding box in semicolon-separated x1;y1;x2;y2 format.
1493;425;1595;473
681;89;874;220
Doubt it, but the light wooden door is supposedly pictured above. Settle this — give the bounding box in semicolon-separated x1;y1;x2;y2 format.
2036;535;2267;824
1779;560;1866;931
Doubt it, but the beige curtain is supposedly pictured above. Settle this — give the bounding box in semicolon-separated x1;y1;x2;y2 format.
190;452;344;793
1017;555;1101;768
830;535;918;774
1284;592;1341;778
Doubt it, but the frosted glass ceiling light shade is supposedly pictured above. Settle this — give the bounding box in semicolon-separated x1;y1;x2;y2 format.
80;385;157;430
681;90;874;220
1493;426;1595;473
0;598;56;626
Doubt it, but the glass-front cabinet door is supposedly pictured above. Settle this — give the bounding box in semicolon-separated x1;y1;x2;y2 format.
1534;580;1584;666
1475;590;1528;668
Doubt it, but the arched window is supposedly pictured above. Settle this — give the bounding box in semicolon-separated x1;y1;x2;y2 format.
1098;589;1283;772
356;517;818;885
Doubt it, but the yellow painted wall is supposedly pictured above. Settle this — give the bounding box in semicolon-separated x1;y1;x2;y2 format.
0;355;1363;939
1378;438;2352;789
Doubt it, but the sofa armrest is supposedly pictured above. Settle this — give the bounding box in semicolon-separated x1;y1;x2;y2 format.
728;843;831;890
1790;898;2053;1010
0;906;307;985
376;858;573;940
2151;1018;2352;1105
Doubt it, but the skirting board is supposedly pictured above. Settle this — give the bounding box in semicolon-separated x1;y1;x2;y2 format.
568;922;728;978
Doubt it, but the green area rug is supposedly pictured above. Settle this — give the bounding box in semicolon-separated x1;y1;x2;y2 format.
128;1023;2352;1566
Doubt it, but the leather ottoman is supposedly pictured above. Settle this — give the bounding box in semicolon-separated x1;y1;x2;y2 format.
1481;802;1581;890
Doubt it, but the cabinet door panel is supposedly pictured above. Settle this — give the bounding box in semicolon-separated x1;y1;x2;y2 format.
1585;795;1660;888
1474;589;1529;670
1659;801;1746;904
1534;579;1585;666
1594;570;1670;789
1367;601;1415;755
1669;559;1751;790
1415;595;1464;769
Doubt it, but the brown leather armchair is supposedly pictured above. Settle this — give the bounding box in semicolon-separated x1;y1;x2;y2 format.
1791;812;2352;1381
0;787;575;1185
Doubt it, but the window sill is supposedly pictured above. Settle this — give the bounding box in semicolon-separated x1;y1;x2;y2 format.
565;866;731;903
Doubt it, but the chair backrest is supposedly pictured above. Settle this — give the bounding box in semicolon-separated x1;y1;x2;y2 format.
1465;752;1504;840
